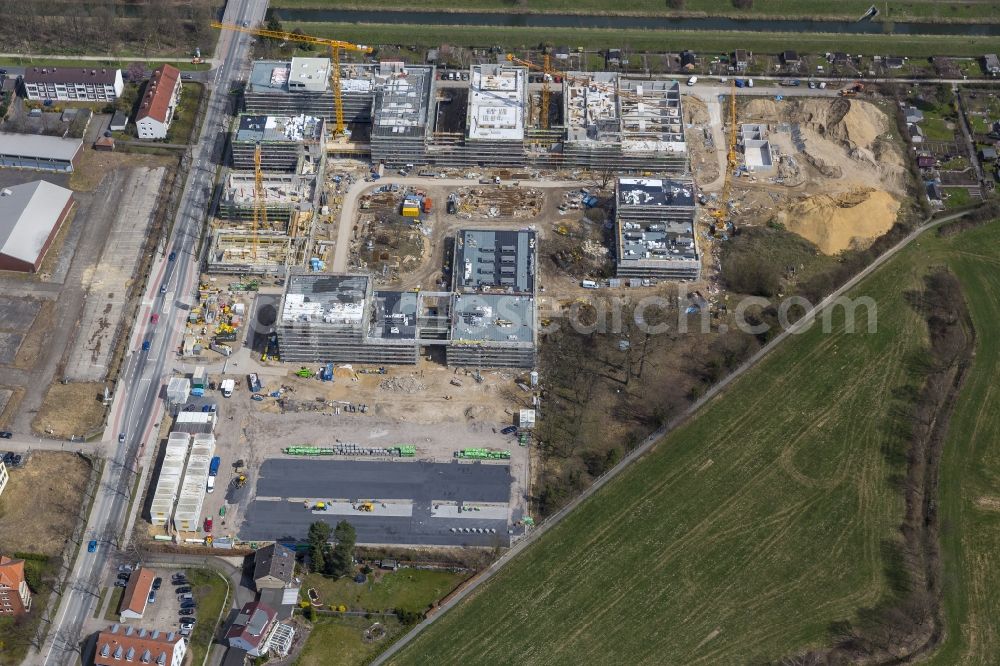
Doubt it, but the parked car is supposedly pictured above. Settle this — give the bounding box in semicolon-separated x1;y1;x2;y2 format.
88;540;97;553
500;425;518;435
147;590;157;604
178;608;195;616
117;572;130;581
152;577;162;590
176;586;192;594
204;518;213;533
0;431;11;439
172;577;187;586
180;601;196;609
118;564;133;574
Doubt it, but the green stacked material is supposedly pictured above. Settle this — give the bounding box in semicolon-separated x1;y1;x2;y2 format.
283;446;335;455
398;445;416;457
454;448;512;460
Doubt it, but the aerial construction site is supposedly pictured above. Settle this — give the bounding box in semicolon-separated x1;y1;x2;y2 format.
135;24;916;595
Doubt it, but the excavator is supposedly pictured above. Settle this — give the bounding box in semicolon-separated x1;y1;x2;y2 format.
839;81;865;97
358;502;374;512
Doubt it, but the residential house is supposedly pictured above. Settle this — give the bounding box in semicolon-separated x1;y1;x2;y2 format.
605;49;622;67
252;543;296;590
109;111;128;132
680;51;697;71
980;146;998;162
136;64;183;140
885;57;905;69
93;624;186;666
0;460;7;498
22;67;123;101
908;124;924;144
118;567;155;621
226;600;277;657
905;106;924;124
781;50;800;66
917;154;937;169
553;46;571;62
829;52;850;66
983;53;1000;76
733;49;749;72
925;180;944;206
0;555;32;616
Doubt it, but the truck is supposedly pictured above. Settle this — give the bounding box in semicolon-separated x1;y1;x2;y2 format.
209;456;221;476
423;197;432;214
209;343;232;357
248;373;262;393
220;379;235;397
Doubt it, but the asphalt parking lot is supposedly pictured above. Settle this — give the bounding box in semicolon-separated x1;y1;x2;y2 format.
239;459;519;547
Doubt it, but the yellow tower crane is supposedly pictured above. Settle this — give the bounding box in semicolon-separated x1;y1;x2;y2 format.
212;22;373;137
252;142;266;262
505;52;556;129
711;80;739;229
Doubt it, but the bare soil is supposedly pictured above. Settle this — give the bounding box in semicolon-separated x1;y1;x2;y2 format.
32;381;107;438
0;452;92;556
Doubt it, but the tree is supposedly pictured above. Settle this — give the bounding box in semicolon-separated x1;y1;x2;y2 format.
307;521;332;573
666;0;685;8
326;520;356;578
126;62;145;83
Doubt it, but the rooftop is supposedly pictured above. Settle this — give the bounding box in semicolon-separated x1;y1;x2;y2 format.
23;66;118;85
95;625;183;666
234;114;323;144
467;64;526;142
226;600;277;647
0;180;74;265
252;543;296;585
280;273;369;327
370;290;419;340
288;57;332;93
136;64;181;124
617;178;695;209
451;293;534;344
454;229;536;294
224;172;313;207
0;132;83;161
119;567;155;616
372;65;433;139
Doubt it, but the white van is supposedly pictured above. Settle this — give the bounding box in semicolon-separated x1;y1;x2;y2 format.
581;279;599;289
747;78;754;87
206;476;215;494
687;76;698;86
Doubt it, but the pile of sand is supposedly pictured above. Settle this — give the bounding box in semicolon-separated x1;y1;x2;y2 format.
775;189;900;255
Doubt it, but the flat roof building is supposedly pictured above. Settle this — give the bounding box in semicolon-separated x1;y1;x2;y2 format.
370;63;435;167
0;132;82;172
0;180;75;273
245;58;379;124
231;114;325;173
467;64;526;142
614;177;700;281
453;229;535;294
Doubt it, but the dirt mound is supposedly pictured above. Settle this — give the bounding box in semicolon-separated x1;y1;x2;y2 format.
743;97;887;152
775;189;900;254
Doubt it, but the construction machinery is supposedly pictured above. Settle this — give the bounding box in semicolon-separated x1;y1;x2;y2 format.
252;142;265;262
710;80;739;231
840;81;864;97
233;474;247;488
358;502;374;512
212;22;373;137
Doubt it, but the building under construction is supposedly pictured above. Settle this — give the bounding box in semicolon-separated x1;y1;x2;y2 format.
368;64;686;173
275;229;538;368
231;114;326;173
217;171;316;225
614;177;700;281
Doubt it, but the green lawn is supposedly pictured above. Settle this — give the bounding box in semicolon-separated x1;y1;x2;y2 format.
183;569;230;666
166;82;205;145
391;218;1000;664
296;615;405;666
104;586;125;622
944;187;974;209
0;57;209;71
271;0;1000;22
284;22;1000;58
924;221;1000;665
302;569;467;613
921;115;957;141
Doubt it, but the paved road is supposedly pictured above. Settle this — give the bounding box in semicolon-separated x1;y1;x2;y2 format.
32;1;269;663
373;207;976;664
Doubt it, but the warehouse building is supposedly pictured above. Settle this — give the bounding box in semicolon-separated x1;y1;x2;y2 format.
0;133;82;172
231;114;325;173
22;66;123;101
0;180;75;272
614;177;700;280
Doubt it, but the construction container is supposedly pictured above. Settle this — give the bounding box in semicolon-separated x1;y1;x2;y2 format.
191;365;207;389
151;433;191;526
174;434;216;532
402;204;420;218
166;377;191;405
423;197;432;213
